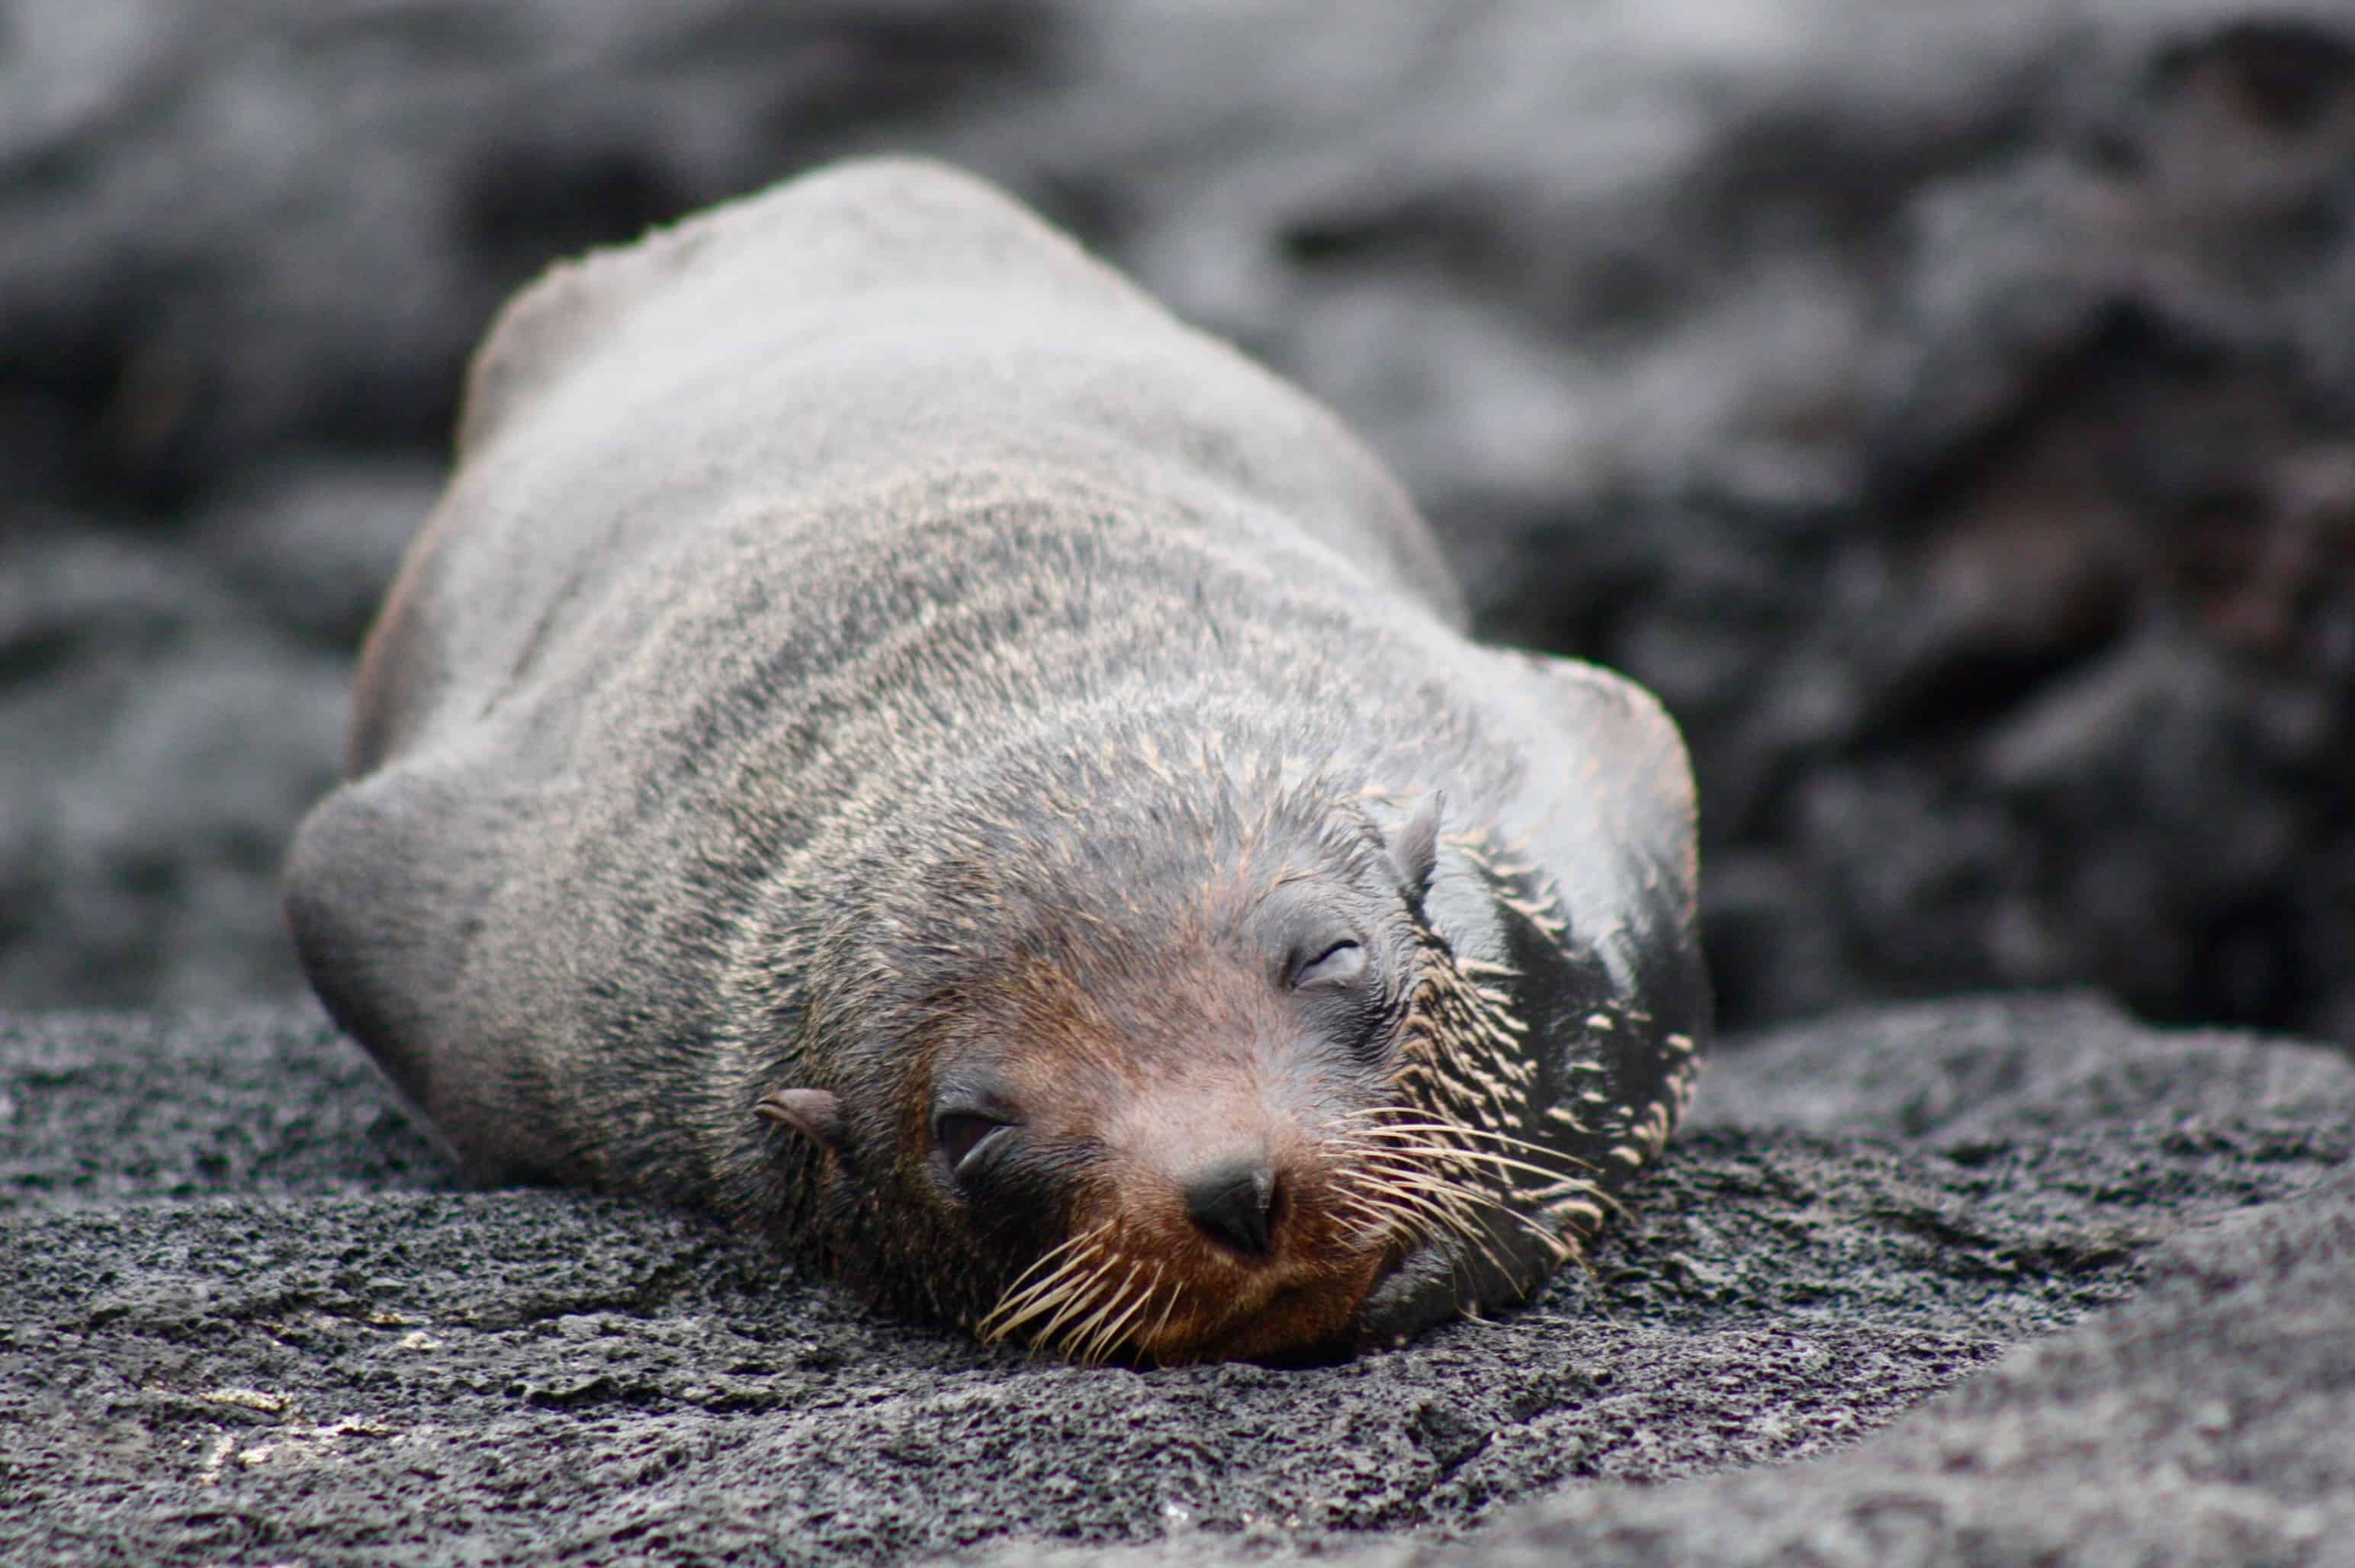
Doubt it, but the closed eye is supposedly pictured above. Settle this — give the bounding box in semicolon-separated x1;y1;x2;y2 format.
1293;939;1365;989
935;1112;1010;1173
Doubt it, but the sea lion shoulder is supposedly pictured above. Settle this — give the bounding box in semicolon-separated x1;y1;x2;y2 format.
1505;650;1699;903
1478;647;1706;1014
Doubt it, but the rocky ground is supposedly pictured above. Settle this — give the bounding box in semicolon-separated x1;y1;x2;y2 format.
5;995;2349;1565
8;3;2355;1563
5;0;2354;1036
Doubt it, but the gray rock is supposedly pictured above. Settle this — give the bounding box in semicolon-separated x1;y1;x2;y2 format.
0;532;348;1008
3;995;2347;1564
5;0;2354;1036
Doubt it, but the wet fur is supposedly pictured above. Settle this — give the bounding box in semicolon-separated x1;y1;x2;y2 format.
284;159;1708;1358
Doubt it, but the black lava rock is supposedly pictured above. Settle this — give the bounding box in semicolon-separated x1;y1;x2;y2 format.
5;1;2353;1036
3;995;2347;1564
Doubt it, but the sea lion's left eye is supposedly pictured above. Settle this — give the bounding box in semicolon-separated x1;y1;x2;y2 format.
1293;939;1365;989
935;1112;1010;1173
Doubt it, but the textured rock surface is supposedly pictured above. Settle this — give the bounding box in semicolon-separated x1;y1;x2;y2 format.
5;995;2349;1564
5;0;2354;1038
11;7;2353;1560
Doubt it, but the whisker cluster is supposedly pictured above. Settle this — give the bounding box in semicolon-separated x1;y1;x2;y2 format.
975;1223;1181;1364
1333;1104;1596;1284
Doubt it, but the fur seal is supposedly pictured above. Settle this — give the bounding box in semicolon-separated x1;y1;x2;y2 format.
284;158;1708;1364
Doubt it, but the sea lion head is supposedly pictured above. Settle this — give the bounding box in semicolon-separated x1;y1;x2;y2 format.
742;736;1602;1364
720;725;1582;1346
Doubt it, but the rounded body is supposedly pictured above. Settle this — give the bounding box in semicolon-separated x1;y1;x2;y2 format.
284;159;1708;1361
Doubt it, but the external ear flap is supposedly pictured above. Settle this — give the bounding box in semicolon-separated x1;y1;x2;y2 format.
1387;792;1444;900
757;1088;850;1158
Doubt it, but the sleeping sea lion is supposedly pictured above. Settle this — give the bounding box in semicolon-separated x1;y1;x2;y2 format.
284;158;1708;1363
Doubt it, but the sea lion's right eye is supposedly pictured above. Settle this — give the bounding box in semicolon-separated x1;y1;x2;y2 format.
935;1112;1009;1172
1293;939;1365;990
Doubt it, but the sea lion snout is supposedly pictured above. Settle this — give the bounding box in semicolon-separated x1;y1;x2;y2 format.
1107;1080;1348;1269
1181;1155;1277;1257
946;991;1406;1362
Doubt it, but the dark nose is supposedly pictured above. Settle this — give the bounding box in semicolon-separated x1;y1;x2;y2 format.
1184;1158;1277;1257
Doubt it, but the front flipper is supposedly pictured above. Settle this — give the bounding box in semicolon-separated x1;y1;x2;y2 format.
1355;651;1708;1347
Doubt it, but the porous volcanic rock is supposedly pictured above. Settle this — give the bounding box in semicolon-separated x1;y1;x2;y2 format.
3;994;2347;1564
6;1;2354;1038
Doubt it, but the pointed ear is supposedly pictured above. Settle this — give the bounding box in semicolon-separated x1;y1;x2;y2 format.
757;1088;849;1158
1387;792;1444;900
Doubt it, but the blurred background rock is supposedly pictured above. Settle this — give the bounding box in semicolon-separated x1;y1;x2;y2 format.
4;0;2350;1039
